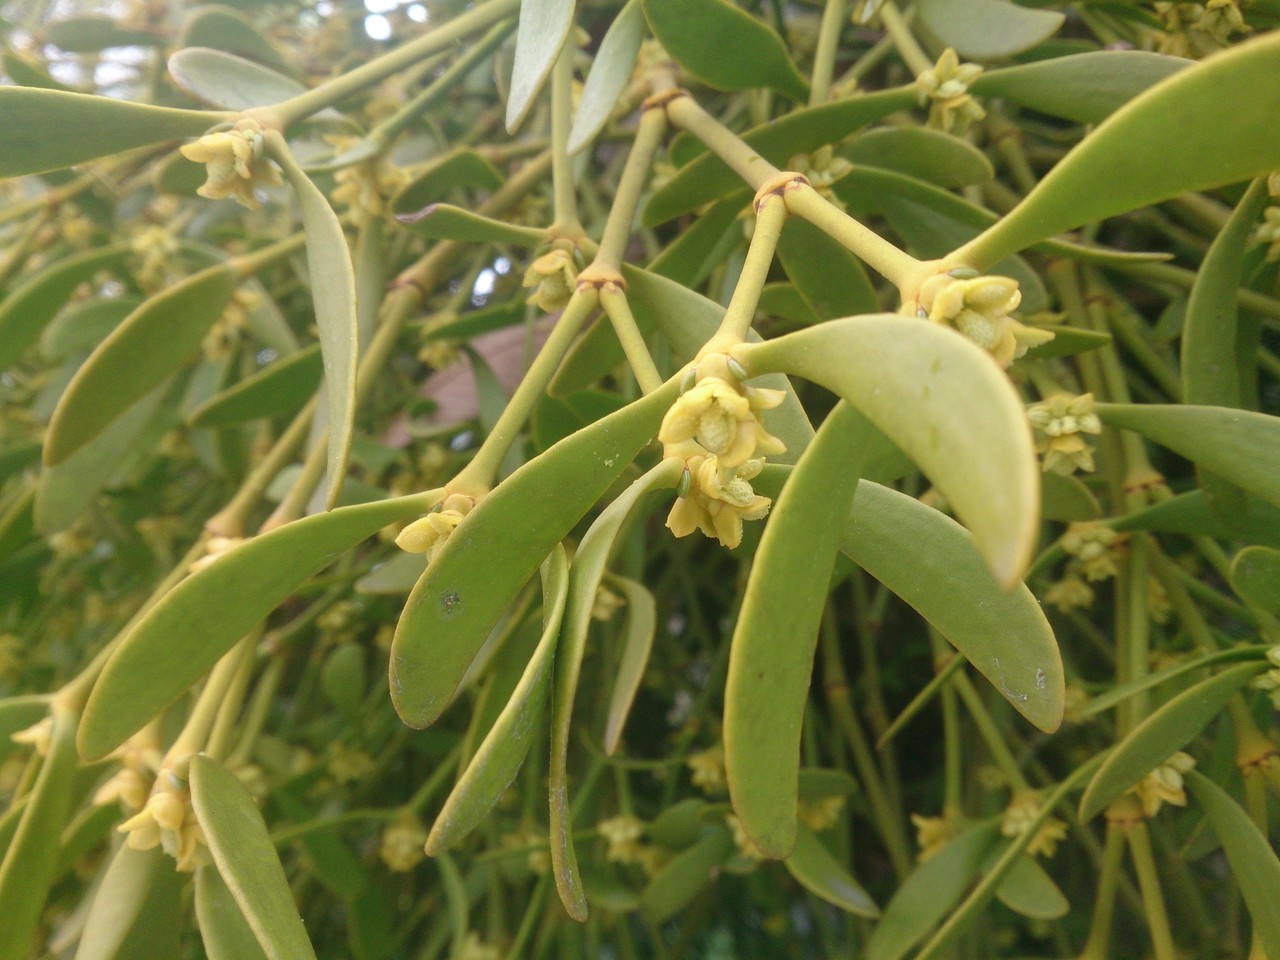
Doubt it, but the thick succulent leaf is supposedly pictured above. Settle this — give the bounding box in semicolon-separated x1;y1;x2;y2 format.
506;0;575;132
777;219;878;320
40;295;142;361
1096;403;1280;510
639;826;735;925
1078;662;1267;821
726;403;871;858
79;494;433;760
187;345;322;428
1230;546;1280;613
74;846;163;960
845;127;993;188
190;755;319;960
917;0;1063;60
568;0;645;154
426;546;568;854
0;243;132;371
1185;770;1280;958
0;87;221;177
395;204;545;246
44;263;240;466
195;865;270;960
603;575;658;754
955;33;1280;268
988;844;1069;920
741;315;1039;588
642;0;808;100
45;16;163;51
179;6;294;75
169;48;307;110
270;143;359;510
389;381;679;729
784;824;879;917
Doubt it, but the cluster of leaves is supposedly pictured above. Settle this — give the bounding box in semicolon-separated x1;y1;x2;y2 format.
3;0;1280;958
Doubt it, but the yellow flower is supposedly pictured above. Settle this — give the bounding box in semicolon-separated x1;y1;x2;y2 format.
598;814;646;863
911;811;956;862
726;813;766;863
1061;522;1125;582
1001;792;1068;858
93;731;163;812
180;119;283;210
456;931;501;960
913;273;1053;368
522;248;578;313
687;743;727;795
916;48;986;134
788;145;853;206
799;795;845;832
1044;575;1094;613
118;769;210;872
395;493;477;562
659;376;786;470
1027;393;1102;475
1250;646;1280;710
380;815;428;872
10;716;53;756
666;453;772;550
1131;752;1195;818
591;584;626;622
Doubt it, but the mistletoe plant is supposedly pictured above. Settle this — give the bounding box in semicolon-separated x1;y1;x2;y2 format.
3;0;1280;958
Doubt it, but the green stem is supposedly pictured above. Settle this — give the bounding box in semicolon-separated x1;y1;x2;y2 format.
600;288;663;394
1077;820;1127;960
810;0;848;105
878;1;934;76
1127;821;1178;960
257;0;521;129
590;106;667;273
550;44;582;236
205;630;262;761
229;231;307;278
784;182;921;289
951;669;1031;793
713;193;787;344
664;94;784;193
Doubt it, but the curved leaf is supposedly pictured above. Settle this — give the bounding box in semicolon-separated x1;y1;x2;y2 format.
169;48;308;111
726;403;871;858
395;204;544;246
79;493;433;760
44;263;240;466
642;0;808;100
426;546;569;854
987;843;1069;920
0;243;133;371
955;32;1280;268
40;295;143;361
389;380;678;729
603;575;658;754
1096;403;1280;510
74;845;163;960
506;0;575;133
1081;645;1269;718
777;219;878;321
846;127;993;189
189;755;319;960
1078;661;1267;821
180;6;294;75
569;0;645;154
270;141;359;510
195;865;270;960
785;824;879;918
639;825;735;925
188;345;322;428
1230;546;1280;614
741;315;1039;588
391;150;506;216
45;16;164;51
1185;770;1280;958
916;0;1063;60
0;87;222;177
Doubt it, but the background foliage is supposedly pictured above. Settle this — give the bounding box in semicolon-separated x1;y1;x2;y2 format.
2;0;1280;958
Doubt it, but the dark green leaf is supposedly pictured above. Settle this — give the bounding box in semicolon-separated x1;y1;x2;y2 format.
1230;546;1280;613
785;824;879;917
187;345;322;428
639;825;735;924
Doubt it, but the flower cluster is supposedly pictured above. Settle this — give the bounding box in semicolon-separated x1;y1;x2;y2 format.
93;731;163;813
118;767;210;872
916;48;986;135
180;119;282;210
911;810;957;862
522;248;578;313
1155;1;1249;56
327;137;409;227
660;355;786;549
686;742;727;795
1251;646;1280;710
1027;392;1103;475
1131;752;1196;818
1001;792;1068;858
380;814;428;872
912;272;1053;368
787;145;852;207
1060;522;1125;582
395;492;477;563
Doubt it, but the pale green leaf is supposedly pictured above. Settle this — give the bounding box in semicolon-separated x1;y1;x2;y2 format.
1230;546;1280;613
785;825;879;918
846;127;993;188
639;826;735;925
169;48;308;110
180;6;294;75
916;0;1063;60
189;755;318;960
988;843;1069;920
391;150;507;215
40;295;142;361
603;575;658;754
187;345;322;428
395;203;545;246
505;0;575;133
777;219;879;321
46;16;164;51
568;0;644;154
74;846;163;960
195;865;270;960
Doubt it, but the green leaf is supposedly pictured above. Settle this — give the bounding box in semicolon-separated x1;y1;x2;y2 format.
1078;661;1266;821
602;575;658;754
189;755;319;960
73;845;164;960
916;0;1063;60
1230;546;1280;613
0;243;132;371
0;87;221;177
3;51;73;90
320;643;367;718
0;707;79;960
969;51;1190;124
187;345;322;428
865;824;999;960
169;48;308;111
195;865;270;960
395;203;545;246
1041;471;1101;522
1114;488;1280;547
641;0;808;100
270;142;360;510
1096;403;1280;511
356;552;428;595
741;315;1038;588
569;0;645;154
45;16;165;51
180;6;294;75
987;843;1069;920
391;150;507;216
426;546;569;855
40;295;143;361
272;792;369;900
1081;645;1269;718
846;127;993;188
37;383;171;535
1023;326;1113;359
1182;178;1271;521
1185;770;1280;958
956;33;1280;268
389;381;679;729
777;219;879;321
639;825;735;925
44;263;240;466
726;403;871;858
505;0;575;133
785;824;879;918
79;494;431;760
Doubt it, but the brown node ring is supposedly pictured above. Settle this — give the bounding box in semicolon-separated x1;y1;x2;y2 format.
753;172;809;211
